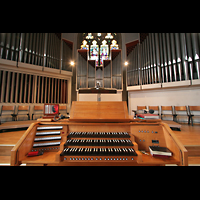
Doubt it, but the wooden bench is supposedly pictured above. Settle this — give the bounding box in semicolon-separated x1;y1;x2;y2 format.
188;106;200;126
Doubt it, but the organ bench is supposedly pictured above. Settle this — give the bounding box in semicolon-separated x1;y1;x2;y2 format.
10;101;188;166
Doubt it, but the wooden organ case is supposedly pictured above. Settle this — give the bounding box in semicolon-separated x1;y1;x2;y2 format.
11;101;188;166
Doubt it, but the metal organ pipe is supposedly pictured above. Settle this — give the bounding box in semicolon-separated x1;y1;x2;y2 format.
180;33;189;81
144;36;149;84
149;33;154;83
158;33;164;83
186;33;193;80
5;33;11;60
142;42;146;85
28;33;33;64
162;33;169;82
147;35;152;84
155;33;161;83
24;33;29;63
10;33;16;61
135;45;138;85
140;42;144;85
0;33;6;58
18;33;24;62
32;33;36;65
191;33;200;79
175;33;182;81
166;33;173;82
133;46;137;85
35;33;39;65
138;44;141;86
170;33;177;81
145;36;150;84
151;33;158;83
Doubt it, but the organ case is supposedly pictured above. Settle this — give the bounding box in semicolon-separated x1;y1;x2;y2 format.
11;101;188;166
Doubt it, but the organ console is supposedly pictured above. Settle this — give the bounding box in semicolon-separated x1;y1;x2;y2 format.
10;101;188;166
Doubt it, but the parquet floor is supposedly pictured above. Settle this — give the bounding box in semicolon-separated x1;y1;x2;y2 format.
173;124;200;146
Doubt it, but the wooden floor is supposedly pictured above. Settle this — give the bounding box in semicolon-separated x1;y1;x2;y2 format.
0;121;200;166
0;120;36;130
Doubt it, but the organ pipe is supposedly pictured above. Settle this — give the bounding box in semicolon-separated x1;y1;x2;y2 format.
166;33;173;82
127;32;200;87
146;35;151;84
0;33;6;58
143;39;148;84
170;33;177;81
180;33;189;81
175;33;182;81
186;33;193;80
0;33;73;73
158;33;164;83
191;33;200;79
162;33;169;82
149;33;154;83
155;33;161;83
151;33;157;83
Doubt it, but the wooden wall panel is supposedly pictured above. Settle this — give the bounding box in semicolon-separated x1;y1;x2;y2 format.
0;69;68;104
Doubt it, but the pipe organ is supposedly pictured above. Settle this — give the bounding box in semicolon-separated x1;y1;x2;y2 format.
127;33;200;87
0;33;72;71
11;101;188;166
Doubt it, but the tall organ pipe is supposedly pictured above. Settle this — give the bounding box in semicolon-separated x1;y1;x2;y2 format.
191;33;200;79
170;33;177;81
140;42;144;84
24;33;29;63
180;33;189;80
155;33;161;83
146;35;151;84
175;33;182;81
5;33;11;60
138;44;141;85
133;46;136;85
166;33;173;82
149;33;154;83
10;33;16;61
28;33;33;64
186;33;193;80
142;42;146;85
0;33;6;58
162;33;169;82
153;33;158;83
35;33;39;65
152;33;158;83
18;33;24;62
135;45;139;85
144;39;149;84
158;33;164;83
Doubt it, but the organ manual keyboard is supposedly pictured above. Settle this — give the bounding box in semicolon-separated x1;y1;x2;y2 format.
10;101;188;166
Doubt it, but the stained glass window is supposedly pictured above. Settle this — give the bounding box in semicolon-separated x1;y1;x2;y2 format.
80;33;119;67
90;40;99;66
100;40;109;66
